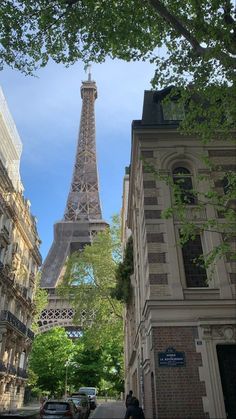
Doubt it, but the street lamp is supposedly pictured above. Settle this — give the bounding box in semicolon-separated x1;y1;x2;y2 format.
64;360;79;398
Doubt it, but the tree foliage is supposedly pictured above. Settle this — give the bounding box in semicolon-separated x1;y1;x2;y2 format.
59;216;123;342
1;1;235;82
1;1;235;265
31;273;48;333
29;327;75;396
70;327;124;395
58;216;124;391
29;325;124;396
29;218;124;396
1;2;234;144
112;236;133;304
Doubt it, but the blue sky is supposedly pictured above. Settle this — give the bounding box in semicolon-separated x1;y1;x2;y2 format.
1;59;155;260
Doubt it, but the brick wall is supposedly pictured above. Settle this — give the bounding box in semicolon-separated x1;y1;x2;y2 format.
152;326;206;419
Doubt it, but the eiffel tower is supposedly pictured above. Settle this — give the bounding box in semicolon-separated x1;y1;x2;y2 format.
39;71;108;336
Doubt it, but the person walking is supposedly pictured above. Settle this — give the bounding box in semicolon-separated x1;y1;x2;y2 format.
124;397;145;419
125;390;133;408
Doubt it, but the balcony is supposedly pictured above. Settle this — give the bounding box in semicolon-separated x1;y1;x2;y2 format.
0;361;28;378
17;367;28;379
19;285;28;299
29;272;35;282
0;225;11;245
27;328;34;340
0;310;27;335
0;360;7;374
15;283;28;300
0;310;35;341
0;263;14;287
7;363;17;376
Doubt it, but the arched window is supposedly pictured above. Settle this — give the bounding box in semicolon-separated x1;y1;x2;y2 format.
172;167;196;205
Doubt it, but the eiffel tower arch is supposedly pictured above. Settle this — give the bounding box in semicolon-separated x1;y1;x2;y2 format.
39;72;108;335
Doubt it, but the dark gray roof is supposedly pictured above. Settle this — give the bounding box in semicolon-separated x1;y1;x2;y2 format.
133;86;181;128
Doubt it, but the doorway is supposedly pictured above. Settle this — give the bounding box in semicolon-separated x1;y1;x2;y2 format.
216;344;236;419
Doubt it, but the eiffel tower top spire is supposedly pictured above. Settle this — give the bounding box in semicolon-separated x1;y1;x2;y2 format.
87;64;92;81
64;73;102;221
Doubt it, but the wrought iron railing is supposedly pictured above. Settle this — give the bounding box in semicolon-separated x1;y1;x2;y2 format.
29;272;35;282
0;310;27;335
0;310;34;340
15;283;29;300
0;225;11;243
7;363;17;375
0;360;7;373
17;367;28;378
27;328;34;340
0;362;28;378
22;286;28;299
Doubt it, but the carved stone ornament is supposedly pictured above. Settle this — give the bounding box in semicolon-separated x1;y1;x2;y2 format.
223;326;234;340
212;325;236;341
0;329;7;343
140;324;146;343
202;325;212;339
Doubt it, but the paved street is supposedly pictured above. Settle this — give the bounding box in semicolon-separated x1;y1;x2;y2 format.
90;401;126;419
0;401;127;418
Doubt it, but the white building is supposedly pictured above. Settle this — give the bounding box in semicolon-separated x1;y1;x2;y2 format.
0;87;41;411
0;87;23;192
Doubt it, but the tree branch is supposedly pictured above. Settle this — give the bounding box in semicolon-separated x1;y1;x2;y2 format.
148;0;236;68
223;0;236;26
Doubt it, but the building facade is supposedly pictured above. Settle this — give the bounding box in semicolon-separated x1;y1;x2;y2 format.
0;87;42;411
124;88;236;419
40;73;107;335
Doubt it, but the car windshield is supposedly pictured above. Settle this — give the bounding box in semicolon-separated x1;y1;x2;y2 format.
71;394;87;399
68;398;81;405
44;402;69;411
71;393;86;397
80;388;95;395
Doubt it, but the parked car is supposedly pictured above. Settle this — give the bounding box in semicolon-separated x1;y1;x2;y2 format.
78;387;97;409
40;400;80;418
70;392;90;408
67;396;90;419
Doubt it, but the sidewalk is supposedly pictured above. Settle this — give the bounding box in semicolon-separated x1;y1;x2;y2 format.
0;403;40;418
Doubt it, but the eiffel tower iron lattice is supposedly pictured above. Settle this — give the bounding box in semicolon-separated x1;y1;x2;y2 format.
39;73;108;334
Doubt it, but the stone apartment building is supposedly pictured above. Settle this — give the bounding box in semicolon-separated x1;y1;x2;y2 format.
0;87;41;411
123;87;236;419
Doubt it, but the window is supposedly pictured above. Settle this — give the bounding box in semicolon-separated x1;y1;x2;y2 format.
173;167;196;204
5;383;11;392
181;234;208;287
222;176;231;195
162;100;185;121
